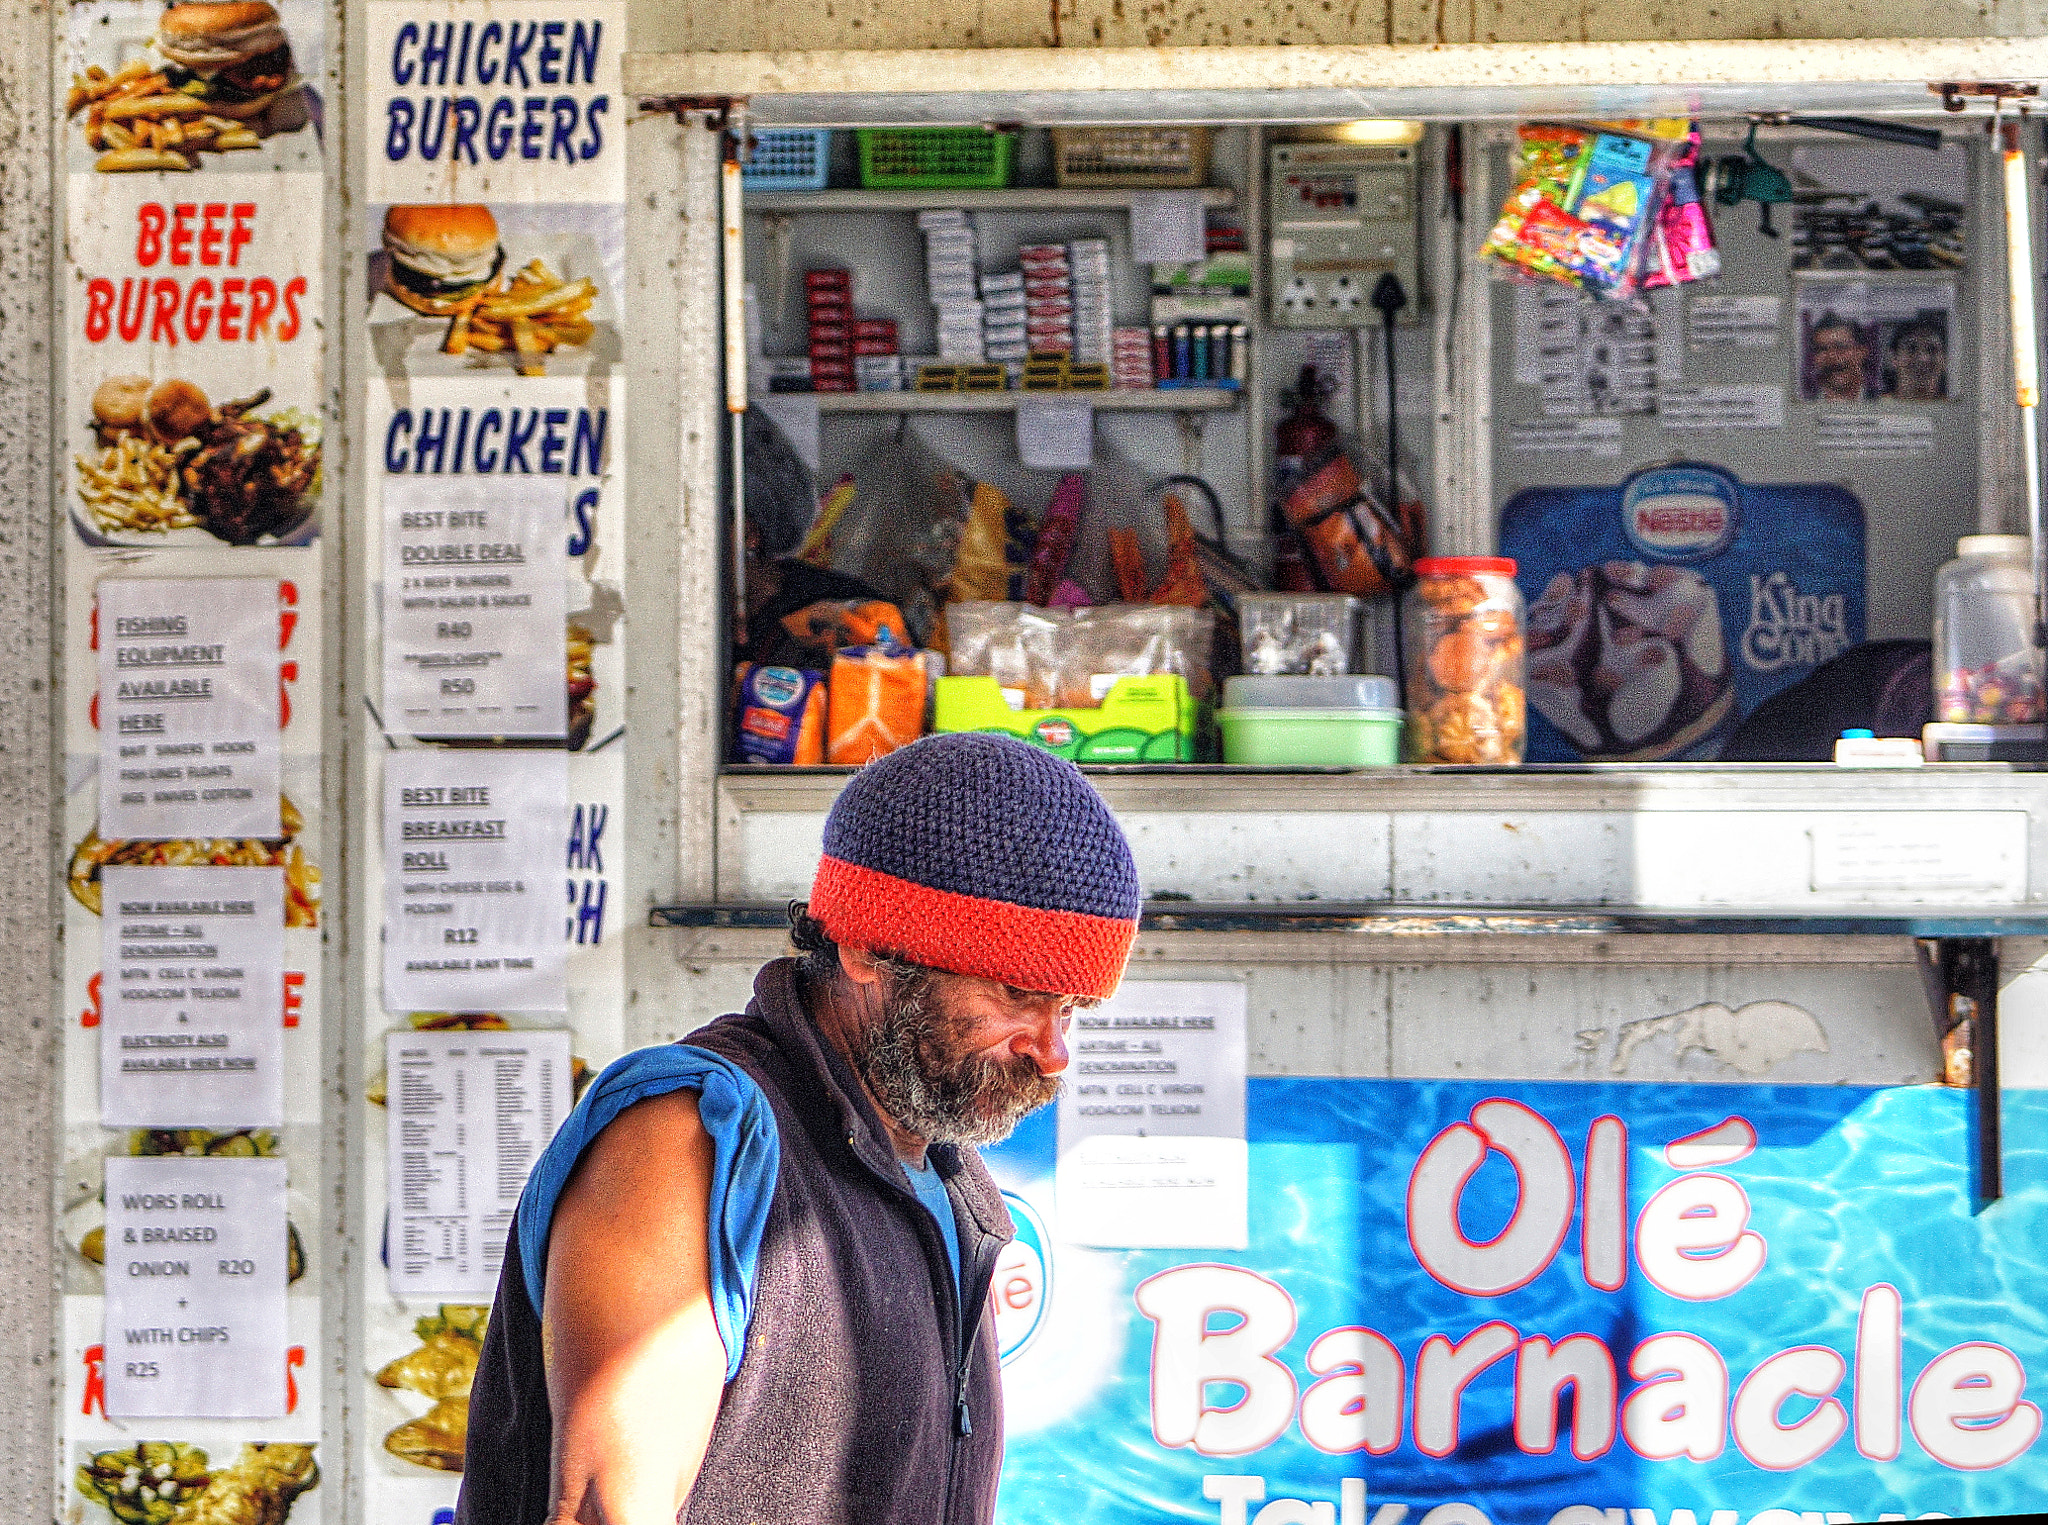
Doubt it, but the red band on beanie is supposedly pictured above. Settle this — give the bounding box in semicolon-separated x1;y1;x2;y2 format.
809;854;1137;1000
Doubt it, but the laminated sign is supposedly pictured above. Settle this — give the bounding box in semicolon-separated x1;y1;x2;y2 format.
1500;462;1866;761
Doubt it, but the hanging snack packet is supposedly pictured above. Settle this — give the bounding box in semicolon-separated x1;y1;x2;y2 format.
733;664;828;765
1641;129;1721;289
1482;122;1681;298
1481;125;1594;285
1025;474;1087;605
827;630;943;764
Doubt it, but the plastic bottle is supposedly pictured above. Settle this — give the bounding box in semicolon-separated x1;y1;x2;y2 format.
1933;534;2045;724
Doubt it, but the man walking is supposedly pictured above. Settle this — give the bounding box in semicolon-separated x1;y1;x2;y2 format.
456;732;1142;1525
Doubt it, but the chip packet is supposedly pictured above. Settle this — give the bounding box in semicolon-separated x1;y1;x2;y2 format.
733;664;828;765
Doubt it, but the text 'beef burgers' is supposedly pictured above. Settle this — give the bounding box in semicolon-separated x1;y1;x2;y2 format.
382;205;505;317
155;1;296;121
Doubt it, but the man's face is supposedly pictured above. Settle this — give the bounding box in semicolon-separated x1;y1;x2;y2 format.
850;964;1078;1147
1893;328;1946;398
1811;323;1868;399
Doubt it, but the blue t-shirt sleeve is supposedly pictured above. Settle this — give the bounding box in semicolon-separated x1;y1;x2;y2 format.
515;1043;780;1382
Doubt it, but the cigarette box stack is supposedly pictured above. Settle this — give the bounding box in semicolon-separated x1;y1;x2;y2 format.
853;318;902;392
920;210;984;363
1068;238;1113;368
805;268;855;392
1019;243;1074;358
1111;326;1154;390
979;270;1027;371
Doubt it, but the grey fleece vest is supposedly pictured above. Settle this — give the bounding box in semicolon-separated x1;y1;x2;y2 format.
455;959;1015;1525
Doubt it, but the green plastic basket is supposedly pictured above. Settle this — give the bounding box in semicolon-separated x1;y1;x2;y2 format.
856;128;1014;189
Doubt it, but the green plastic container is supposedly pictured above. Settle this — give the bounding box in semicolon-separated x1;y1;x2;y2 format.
1218;707;1404;766
857;128;1015;189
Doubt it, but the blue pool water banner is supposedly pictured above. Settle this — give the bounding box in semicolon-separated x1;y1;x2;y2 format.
983;1080;2048;1525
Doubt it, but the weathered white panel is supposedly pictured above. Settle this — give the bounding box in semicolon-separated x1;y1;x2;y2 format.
1996;939;2048;1089
730;808;830;901
1388;959;1936;1084
1121;812;1392;902
1392;812;1631;904
1630;810;2029;908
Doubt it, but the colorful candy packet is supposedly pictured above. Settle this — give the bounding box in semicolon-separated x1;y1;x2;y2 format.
1482;120;1689;299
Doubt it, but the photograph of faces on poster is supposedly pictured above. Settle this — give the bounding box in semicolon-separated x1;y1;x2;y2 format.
1796;281;1955;405
1788;139;1966;273
365;201;623;379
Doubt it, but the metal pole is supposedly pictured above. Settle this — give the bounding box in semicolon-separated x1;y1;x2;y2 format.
724;113;750;646
2000;118;2045;651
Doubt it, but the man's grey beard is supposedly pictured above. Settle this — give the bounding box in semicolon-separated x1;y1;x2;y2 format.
849;963;1062;1147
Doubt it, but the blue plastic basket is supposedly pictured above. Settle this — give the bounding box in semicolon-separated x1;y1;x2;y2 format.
742;129;831;192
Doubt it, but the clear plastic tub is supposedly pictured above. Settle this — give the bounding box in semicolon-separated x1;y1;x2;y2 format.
1236;594;1363;676
1934;535;2044;724
1223;674;1398;710
1218;707;1404;765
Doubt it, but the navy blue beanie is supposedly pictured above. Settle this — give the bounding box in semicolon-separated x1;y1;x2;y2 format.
808;733;1141;997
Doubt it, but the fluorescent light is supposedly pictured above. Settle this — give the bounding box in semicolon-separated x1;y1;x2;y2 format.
1333;119;1424;145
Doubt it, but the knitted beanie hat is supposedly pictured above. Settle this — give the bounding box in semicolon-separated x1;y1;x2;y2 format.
808;733;1141;999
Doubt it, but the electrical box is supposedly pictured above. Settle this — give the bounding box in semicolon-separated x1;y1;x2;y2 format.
1268;141;1421;326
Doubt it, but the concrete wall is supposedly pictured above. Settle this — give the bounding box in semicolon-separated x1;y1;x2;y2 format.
631;0;2048;56
0;0;56;1503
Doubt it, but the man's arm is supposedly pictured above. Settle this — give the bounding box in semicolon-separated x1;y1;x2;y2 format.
543;1089;727;1525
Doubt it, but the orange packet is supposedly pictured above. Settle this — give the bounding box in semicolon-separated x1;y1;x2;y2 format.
828;642;937;764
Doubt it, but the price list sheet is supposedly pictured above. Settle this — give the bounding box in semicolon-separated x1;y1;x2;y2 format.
97;577;281;840
386;1029;573;1297
382;475;567;739
1056;981;1248;1250
99;865;285;1126
382;748;567;1012
102;1156;289;1419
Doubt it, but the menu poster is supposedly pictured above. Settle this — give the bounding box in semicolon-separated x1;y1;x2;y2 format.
1056;981;1249;1250
100;866;286;1127
386;1029;573;1296
382;473;569;739
98;577;281;841
364;0;626;206
102;1155;289;1419
383;748;568;1012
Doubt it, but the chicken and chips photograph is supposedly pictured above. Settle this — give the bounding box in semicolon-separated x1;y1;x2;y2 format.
72;373;321;548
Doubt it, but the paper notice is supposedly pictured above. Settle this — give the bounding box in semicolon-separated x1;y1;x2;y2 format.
1056;1135;1250;1249
1129;191;1206;265
382;474;569;739
1057;981;1247;1247
1660;384;1785;430
1515;287;1660;416
386;1028;573;1296
98;578;280;841
1689;295;1783;349
100;866;285;1128
1815;412;1937;456
1810;813;2022;892
103;1156;289;1418
1017;401;1095;471
382;749;568;1013
1508;418;1625;456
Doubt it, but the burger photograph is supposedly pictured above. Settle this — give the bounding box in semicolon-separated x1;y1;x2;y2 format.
65;0;319;173
368;202;622;378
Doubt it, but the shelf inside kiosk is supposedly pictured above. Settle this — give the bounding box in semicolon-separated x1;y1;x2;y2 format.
720;103;2046;779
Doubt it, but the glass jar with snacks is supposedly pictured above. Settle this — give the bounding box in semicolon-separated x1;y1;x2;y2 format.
1934;535;2044;724
1402;557;1526;765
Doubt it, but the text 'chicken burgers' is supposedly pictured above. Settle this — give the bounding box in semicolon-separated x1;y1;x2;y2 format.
381;205;505;317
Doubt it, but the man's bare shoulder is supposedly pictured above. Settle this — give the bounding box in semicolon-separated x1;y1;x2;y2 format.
563;1089;711;1200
